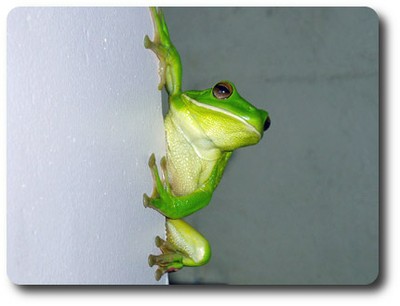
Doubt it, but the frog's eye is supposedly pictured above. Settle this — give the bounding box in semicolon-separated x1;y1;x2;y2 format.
212;82;233;99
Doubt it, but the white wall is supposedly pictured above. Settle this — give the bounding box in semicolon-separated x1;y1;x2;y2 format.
7;7;167;284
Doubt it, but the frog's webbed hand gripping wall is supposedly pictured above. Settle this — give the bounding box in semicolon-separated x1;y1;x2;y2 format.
143;7;271;281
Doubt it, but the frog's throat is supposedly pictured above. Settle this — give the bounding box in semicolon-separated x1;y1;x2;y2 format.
181;94;261;139
167;107;221;162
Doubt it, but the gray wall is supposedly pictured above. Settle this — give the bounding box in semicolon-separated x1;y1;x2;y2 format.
162;7;379;285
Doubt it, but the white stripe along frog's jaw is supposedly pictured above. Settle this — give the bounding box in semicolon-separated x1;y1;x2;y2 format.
182;94;262;138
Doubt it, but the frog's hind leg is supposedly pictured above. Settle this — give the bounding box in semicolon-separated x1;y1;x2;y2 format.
148;218;211;280
148;236;185;280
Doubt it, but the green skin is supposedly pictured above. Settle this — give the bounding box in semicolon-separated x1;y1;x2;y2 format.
143;7;270;281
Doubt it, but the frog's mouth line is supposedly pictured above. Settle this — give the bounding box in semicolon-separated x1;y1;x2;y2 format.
182;94;261;138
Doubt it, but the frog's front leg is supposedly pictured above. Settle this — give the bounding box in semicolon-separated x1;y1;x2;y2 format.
149;218;211;280
144;7;182;96
143;154;213;219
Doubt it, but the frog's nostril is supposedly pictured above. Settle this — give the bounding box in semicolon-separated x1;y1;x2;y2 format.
263;116;271;131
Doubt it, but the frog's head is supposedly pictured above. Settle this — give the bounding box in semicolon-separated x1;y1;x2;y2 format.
182;81;270;151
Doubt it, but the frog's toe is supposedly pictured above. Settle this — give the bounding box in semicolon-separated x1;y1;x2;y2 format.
155;268;165;281
160;156;167;172
143;193;161;209
148;254;156;267
143;193;150;208
155;235;163;247
144;35;152;49
148;153;156;168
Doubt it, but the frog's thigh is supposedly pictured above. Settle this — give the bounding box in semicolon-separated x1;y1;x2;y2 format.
166;218;211;267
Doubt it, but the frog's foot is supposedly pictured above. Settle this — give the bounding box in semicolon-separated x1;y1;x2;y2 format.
144;7;172;90
148;236;184;281
143;153;158;206
144;35;167;90
143;153;172;213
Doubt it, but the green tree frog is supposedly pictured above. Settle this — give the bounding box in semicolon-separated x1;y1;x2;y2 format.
143;7;271;281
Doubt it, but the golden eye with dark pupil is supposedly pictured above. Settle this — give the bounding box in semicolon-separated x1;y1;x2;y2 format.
212;82;233;99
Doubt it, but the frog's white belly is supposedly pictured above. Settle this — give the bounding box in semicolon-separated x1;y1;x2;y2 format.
164;114;217;196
